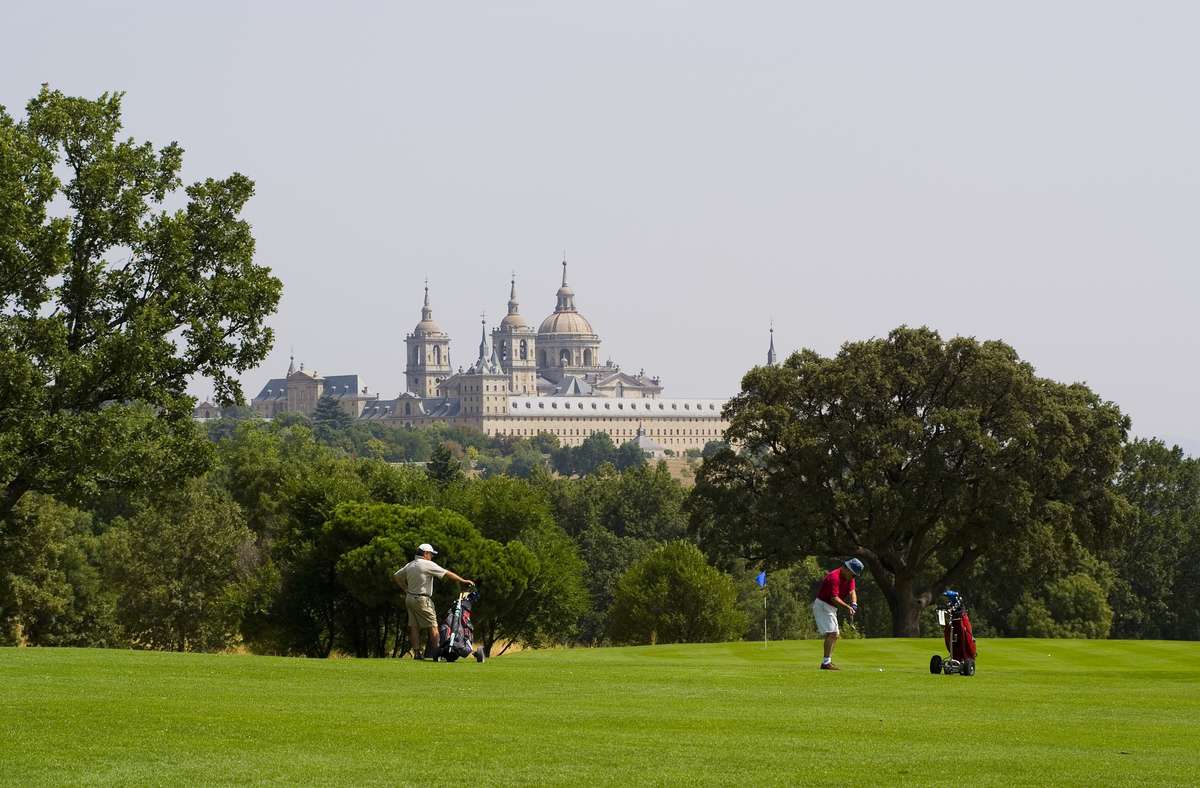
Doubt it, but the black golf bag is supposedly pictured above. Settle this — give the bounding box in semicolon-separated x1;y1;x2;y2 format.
436;589;482;662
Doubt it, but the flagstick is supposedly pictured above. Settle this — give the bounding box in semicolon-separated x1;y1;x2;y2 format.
763;591;768;647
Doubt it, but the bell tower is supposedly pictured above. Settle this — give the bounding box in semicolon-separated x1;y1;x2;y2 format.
404;282;451;398
492;274;538;395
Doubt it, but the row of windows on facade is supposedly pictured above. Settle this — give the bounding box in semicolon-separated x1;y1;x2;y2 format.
513;401;719;412
488;427;720;439
413;344;591;369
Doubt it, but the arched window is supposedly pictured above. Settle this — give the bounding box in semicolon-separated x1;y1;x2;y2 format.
540;349;547;368
500;341;508;361
404;402;411;415
411;346;418;364
583;348;593;366
519;340;528;360
433;346;442;365
560;349;571;366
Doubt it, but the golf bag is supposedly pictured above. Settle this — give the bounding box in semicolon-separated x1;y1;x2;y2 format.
436;589;482;663
929;590;977;676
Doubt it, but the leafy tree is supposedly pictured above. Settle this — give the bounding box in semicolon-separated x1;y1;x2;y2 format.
0;493;120;646
320;503;537;657
1007;573;1113;639
1107;439;1200;638
477;453;513;479
101;479;256;651
551;432;623;477
609;541;745;644
573;524;649;642
574;432;617;476
427;443;464;485
690;326;1129;636
1175;525;1200;640
535;462;689;542
0;87;281;523
439;476;589;652
530;432;560;454
701;440;729;461
734;558;823;642
614;440;649;471
550;445;577;477
601;462;688;542
508;441;548;479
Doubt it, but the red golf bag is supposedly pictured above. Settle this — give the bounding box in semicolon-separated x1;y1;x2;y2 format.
944;608;976;661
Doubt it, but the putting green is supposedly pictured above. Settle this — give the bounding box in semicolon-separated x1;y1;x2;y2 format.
3;639;1197;785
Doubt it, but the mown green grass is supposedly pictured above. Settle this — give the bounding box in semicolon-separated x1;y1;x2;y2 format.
3;639;1198;786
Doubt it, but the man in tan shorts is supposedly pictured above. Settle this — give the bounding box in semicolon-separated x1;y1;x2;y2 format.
393;543;474;660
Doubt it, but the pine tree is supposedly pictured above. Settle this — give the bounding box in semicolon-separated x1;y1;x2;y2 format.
312;394;352;443
427;444;464;485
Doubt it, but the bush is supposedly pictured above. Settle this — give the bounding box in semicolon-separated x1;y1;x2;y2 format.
609;541;745;644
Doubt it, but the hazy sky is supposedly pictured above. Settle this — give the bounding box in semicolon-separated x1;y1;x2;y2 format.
5;2;1198;452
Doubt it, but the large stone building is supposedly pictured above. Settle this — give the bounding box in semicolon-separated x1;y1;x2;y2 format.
250;260;735;452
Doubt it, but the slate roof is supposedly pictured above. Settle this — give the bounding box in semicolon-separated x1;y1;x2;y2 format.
252;374;361;402
359;396;462;420
254;378;289;401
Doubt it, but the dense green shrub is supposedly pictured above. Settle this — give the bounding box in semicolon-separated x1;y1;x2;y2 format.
609;541;745;645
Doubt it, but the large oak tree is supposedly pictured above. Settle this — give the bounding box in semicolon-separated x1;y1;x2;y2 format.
689;326;1128;636
0;87;281;520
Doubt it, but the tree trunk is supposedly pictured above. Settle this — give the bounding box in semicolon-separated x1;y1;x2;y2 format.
888;574;924;637
889;594;923;637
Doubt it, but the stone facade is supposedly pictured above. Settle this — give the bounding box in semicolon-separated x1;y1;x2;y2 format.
249;259;732;452
251;357;377;419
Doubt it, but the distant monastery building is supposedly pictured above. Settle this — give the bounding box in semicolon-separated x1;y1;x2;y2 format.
245;260;747;452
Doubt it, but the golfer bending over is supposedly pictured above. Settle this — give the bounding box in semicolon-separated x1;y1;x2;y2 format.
813;558;863;671
393;543;474;660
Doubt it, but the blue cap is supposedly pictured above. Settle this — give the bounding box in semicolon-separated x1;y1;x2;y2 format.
844;558;864;576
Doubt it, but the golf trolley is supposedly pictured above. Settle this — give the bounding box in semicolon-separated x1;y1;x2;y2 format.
436;589;485;663
929;590;976;677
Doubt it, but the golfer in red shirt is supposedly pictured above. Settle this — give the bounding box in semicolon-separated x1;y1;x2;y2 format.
813;558;863;670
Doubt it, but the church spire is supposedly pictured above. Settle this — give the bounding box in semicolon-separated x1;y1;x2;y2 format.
477;314;488;362
556;254;577;312
421;278;433;322
287;348;295;376
508;272;520;316
767;321;777;366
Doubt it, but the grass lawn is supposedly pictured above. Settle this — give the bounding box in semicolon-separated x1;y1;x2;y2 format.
3;638;1198;786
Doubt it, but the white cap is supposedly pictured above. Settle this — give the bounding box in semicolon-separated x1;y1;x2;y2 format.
418;543;437;555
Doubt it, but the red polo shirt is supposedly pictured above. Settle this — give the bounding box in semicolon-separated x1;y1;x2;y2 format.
817;568;855;605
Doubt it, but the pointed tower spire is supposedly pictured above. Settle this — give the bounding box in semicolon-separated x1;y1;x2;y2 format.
421;278;433;321
555;254;577;312
767;321;777;366
478;313;488;362
508;272;520;316
288;348;295;376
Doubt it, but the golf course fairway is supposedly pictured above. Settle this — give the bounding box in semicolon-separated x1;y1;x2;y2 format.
4;638;1197;786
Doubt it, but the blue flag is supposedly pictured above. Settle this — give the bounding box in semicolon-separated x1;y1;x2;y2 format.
755;570;767;588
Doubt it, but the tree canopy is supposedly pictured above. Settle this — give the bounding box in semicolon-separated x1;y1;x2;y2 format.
690;326;1129;635
0;87;281;522
608;541;745;644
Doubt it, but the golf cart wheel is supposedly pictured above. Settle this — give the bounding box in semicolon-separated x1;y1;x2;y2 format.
929;655;943;674
963;658;975;677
